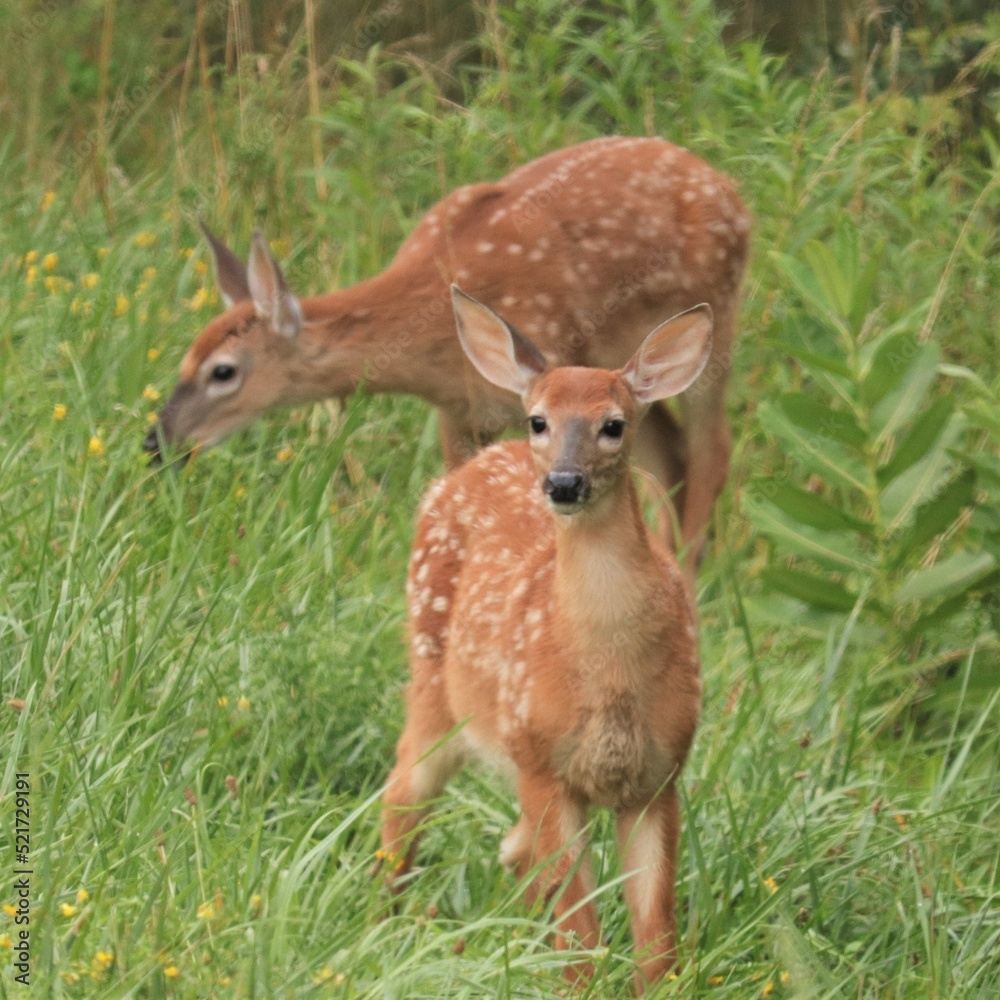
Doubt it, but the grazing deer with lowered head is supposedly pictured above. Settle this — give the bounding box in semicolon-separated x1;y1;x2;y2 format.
377;288;708;992
145;136;748;564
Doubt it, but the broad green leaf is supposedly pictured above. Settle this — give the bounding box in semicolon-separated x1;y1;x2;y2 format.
877;394;953;487
871;341;940;440
881;412;967;529
757;402;868;494
759;566;858;611
764;340;852;380
780;394;866;448
743;495;873;571
848;242;883;337
749;478;872;534
772;250;847;333
892;470;976;556
802;240;851;316
895;551;997;604
861;332;913;407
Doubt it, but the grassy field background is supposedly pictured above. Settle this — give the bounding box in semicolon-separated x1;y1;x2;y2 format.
1;2;999;997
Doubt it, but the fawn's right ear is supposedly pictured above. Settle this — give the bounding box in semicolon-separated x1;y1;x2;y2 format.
199;220;251;307
451;285;547;398
621;303;714;405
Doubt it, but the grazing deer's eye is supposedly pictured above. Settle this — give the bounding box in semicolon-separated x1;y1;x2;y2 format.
529;415;548;435
211;364;237;382
601;418;626;439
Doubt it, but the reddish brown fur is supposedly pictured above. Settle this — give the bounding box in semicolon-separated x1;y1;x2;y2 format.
153;136;748;561
381;362;701;992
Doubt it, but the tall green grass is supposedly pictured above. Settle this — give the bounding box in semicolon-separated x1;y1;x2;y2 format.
1;2;998;996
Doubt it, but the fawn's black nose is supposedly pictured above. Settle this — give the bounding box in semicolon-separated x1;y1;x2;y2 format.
543;470;590;506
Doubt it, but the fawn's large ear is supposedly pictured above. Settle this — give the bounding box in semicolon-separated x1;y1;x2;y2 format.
621;304;713;404
247;230;302;340
200;220;251;307
451;285;547;398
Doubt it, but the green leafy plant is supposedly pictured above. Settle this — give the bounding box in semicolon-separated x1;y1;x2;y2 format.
746;227;999;702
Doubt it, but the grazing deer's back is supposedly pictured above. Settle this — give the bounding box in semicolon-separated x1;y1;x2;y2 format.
391;136;748;369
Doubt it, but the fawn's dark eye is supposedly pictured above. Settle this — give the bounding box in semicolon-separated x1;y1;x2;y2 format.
211;364;237;382
529;415;548;435
601;418;626;439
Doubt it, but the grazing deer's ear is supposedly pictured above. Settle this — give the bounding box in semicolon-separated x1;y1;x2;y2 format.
200;219;251;307
621;304;713;404
247;230;302;340
451;285;547;399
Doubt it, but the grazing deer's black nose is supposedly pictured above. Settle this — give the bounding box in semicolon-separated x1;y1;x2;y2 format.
543;470;589;505
143;426;163;464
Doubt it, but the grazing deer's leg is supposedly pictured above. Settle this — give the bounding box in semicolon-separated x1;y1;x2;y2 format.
380;671;463;888
679;299;736;566
515;771;601;980
617;785;682;994
436;409;480;469
633;401;688;550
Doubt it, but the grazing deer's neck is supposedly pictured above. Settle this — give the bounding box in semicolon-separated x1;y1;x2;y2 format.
298;266;457;405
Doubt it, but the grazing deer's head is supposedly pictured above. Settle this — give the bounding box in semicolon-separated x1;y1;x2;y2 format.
143;226;303;462
450;285;713;516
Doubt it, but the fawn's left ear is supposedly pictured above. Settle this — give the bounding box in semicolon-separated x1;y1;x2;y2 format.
247;230;302;340
621;303;713;404
451;285;547;398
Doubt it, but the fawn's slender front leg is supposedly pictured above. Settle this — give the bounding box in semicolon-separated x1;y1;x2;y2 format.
514;771;601;982
617;784;682;993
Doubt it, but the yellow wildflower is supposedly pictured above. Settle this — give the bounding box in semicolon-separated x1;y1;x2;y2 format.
26;265;38;286
43;275;62;294
312;968;334;985
135;232;157;248
780;971;792;986
217;696;229;707
189;287;209;311
236;696;251;711
196;901;217;920
76;889;89;903
179;247;194;259
708;975;724;986
2;904;17;917
40;191;56;211
276;446;294;462
81;272;100;289
763;876;778;894
115;293;130;317
194;259;209;276
53;403;68;421
147;346;161;361
762;981;774;996
146;412;158;425
163;964;179;978
95;950;114;967
894;813;908;831
25;250;39;265
143;266;157;281
142;385;160;402
0;933;11;949
43;252;58;272
97;247;108;260
60;903;76;918
88;436;105;458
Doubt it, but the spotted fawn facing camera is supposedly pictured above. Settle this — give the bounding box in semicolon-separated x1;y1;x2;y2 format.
379;288;709;992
